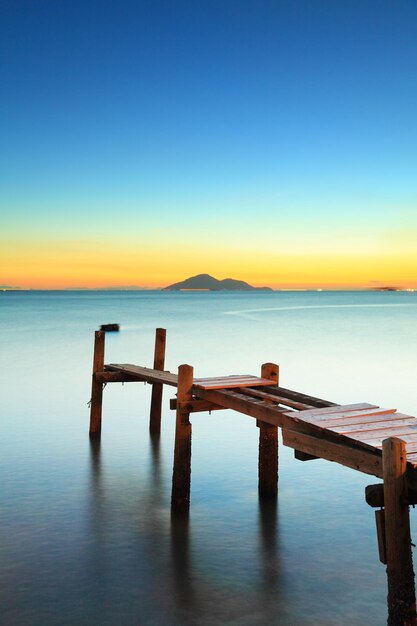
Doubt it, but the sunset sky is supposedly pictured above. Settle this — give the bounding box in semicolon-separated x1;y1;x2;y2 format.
1;1;416;289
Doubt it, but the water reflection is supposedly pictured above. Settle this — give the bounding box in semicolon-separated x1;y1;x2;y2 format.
85;425;388;625
89;436;104;522
258;497;280;591
89;436;102;486
170;513;194;616
5;290;412;624
149;432;161;497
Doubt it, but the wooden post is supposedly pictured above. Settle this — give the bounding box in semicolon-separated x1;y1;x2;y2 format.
171;364;193;514
89;331;105;438
383;437;417;626
258;362;279;498
149;328;166;434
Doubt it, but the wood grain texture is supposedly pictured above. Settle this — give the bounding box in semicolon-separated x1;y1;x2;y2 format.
383;438;417;625
149;328;166;434
171;364;193;514
282;428;383;477
194;375;278;390
89;331;105;437
258;363;279;497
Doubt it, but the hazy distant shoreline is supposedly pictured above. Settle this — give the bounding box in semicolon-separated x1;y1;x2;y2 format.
2;288;415;293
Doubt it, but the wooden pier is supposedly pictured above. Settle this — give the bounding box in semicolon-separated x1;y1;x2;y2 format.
89;328;417;625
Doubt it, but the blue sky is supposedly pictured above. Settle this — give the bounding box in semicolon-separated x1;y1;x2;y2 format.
1;0;416;287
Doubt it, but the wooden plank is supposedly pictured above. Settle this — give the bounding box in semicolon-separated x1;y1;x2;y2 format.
311;411;409;429
306;407;396;424
357;435;417;449
194;376;277;390
329;416;416;435
194;374;253;382
193;386;386;459
106;364;178;386
283;403;379;421
367;435;417;449
349;425;417;442
264;385;337;408
281;429;383;477
238;387;313;410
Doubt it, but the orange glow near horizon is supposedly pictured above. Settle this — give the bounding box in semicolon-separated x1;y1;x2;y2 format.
2;235;417;290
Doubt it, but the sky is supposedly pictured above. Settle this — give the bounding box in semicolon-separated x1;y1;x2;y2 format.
1;0;416;289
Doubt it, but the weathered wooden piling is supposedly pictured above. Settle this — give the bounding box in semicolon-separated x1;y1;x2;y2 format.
89;330;105;438
258;362;279;497
171;364;193;514
149;328;166;434
383;437;417;626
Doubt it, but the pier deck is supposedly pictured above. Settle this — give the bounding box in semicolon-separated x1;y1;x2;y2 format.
103;362;417;481
88;328;417;625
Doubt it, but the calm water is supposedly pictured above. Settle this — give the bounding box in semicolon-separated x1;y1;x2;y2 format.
2;290;417;625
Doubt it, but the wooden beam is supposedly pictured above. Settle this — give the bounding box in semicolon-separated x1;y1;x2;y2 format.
261;385;337;408
282;429;383;477
89;331;105;438
171;364;193;514
383;437;417;625
192;385;288;428
239;386;313;411
149;328;166;434
365;483;417;508
258;363;279;498
95;371;137;383
294;450;318;461
169;398;224;413
193;386;384;462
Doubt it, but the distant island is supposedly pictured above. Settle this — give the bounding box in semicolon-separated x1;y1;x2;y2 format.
163;273;273;291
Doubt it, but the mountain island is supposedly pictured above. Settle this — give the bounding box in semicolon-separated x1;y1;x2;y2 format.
164;274;272;291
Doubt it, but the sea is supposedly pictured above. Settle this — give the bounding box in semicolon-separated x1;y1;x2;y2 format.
1;289;417;625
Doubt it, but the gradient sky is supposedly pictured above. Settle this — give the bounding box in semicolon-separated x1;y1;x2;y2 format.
1;0;416;289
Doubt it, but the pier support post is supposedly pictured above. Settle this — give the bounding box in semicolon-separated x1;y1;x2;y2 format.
171;364;193;514
89;331;105;438
149;328;166;434
383;437;417;626
258;363;279;498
